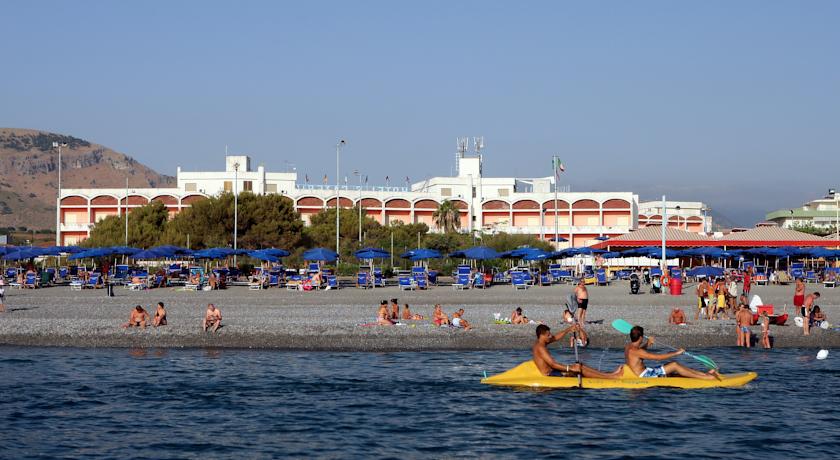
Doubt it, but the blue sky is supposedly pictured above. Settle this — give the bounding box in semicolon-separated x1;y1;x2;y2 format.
2;1;838;226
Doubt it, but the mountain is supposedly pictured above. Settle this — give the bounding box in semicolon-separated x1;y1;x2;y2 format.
0;128;175;230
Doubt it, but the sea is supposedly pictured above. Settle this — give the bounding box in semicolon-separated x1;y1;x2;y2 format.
0;346;837;459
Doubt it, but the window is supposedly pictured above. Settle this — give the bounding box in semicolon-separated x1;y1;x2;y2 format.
472;187;477;198
441;187;452;197
223;181;233;192
243;181;253;191
265;183;278;193
185;182;197;192
498;188;509;197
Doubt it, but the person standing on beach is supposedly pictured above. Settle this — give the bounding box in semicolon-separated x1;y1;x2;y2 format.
0;278;6;313
735;303;752;347
743;267;753;298
727;276;739;312
575;280;589;323
802;292;819;336
793;278;805;313
760;312;771;349
203;304;222;332
695;278;709;321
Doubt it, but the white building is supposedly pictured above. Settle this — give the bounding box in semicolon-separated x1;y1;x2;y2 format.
766;190;840;229
638;200;712;233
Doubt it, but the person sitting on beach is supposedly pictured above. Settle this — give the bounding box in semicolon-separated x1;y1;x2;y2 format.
377;300;394;326
451;308;472;330
310;271;322;289
533;324;621;378
802;292;820;336
402;304;423;321
122;305;149;329
208;272;218;290
624;325;717;380
390;298;400;320
511;307;529;324
153;302;167;327
810;306;827;328
432;304;450;326
668;308;687;325
189;272;201;286
736;302;753;347
203;303;222;332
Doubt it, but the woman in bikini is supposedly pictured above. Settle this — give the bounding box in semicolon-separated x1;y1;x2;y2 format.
153;302;167;327
402;304;424;320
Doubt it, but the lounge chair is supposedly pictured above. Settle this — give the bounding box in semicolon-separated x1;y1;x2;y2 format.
596;268;610;286
58;266;69;281
428;270;438;285
112;264;130;284
24;273;38;289
126;273;148;290
69;278;84;290
373;268;385;287
539;272;551;286
790;263;804;280
399;275;415;291
85;273;102;289
285;274;302;291
184;268;204;291
805;270;818;283
512;272;529;290
356;272;371;289
326;275;338;290
453;273;470;290
473;273;487;289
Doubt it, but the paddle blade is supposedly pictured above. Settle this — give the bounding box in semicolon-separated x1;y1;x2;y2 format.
611;319;633;335
686;352;718;370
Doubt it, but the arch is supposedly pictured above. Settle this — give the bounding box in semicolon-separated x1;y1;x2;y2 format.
572;199;599;209
60;195;88;206
512;199;540;210
359;198;383;208
602;199;631;209
385;198;411;208
649;214;662;221
413;199;439;209
119;195;149;206
638;214;648;220
482;200;510;210
180;194;208;205
542;200;569;210
450;199;468;210
151;194;179;206
668;216;681;222
296;196;324;207
325;197;354;207
687;216;703;222
89;195;117;206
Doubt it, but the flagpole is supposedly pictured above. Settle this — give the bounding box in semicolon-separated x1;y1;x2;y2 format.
553;155;559;249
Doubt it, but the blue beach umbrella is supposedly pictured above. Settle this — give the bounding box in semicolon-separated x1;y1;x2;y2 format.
354;247;390;260
2;247;49;261
459;246;501;260
130;249;167;260
255;248;290;258
303;247;338;262
248;250;281;263
522;249;551;261
687;266;725;278
399;248;442;260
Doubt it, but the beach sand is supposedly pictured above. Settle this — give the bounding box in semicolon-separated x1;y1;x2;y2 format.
0;281;837;349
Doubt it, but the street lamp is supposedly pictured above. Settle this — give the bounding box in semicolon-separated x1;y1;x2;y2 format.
53;141;67;245
335;140;346;256
234;162;239;266
354;170;363;244
675;205;682;230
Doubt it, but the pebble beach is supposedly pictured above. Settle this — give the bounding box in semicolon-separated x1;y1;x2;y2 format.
1;281;837;350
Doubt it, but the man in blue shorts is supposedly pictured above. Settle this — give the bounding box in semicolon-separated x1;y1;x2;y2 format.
624;325;716;379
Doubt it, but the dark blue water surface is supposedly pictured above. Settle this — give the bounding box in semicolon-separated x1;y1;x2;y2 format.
0;346;838;459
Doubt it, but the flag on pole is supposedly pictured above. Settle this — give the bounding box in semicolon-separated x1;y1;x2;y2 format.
305;174;310;184
344;176;348;185
405;176;410;183
385;175;390;185
552;157;565;179
322;174;328;184
364;175;368;184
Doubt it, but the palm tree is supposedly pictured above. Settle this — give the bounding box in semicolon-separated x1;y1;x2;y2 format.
433;200;461;233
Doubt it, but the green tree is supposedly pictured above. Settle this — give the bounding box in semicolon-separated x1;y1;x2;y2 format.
790;224;835;237
84;202;169;248
433;200;462;233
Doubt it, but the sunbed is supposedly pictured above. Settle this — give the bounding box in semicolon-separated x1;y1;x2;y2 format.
399;275;415;291
473;273;487;289
512;272;529;290
326;274;338;290
453;273;470;290
373;268;385;287
85;273;102;289
24;273;38;289
356;272;371;289
596;268;610;286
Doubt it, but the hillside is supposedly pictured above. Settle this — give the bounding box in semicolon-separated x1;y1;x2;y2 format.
0;128;175;230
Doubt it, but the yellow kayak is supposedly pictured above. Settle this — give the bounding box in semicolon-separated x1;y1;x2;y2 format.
481;361;757;389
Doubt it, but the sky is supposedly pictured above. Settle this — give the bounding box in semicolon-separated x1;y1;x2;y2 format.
2;1;839;226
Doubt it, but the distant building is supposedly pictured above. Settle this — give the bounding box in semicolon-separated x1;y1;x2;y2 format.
56;142;708;246
638;200;712;233
766;190;840;229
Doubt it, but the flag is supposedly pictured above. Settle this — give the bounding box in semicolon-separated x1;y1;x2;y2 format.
364;175;368;184
305;174;310;183
385;175;390;185
405;176;410;183
552;157;565;179
344;176;348;185
322;174;328;184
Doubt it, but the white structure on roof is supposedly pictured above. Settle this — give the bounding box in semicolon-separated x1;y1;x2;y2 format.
638;200;711;233
56;140;707;246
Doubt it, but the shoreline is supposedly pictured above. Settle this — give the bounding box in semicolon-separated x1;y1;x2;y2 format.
1;282;837;350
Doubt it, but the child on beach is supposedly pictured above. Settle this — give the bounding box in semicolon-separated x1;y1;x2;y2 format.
760;312;771;349
402;304;423;321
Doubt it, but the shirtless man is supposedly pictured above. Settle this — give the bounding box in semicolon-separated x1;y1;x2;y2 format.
532;324;620;378
624;325;717;379
377;300;394;326
668;308;687;325
432;304;449;326
574;280;589;323
152;302;167;327
390;298;400;321
203;303;222;332
735;303;753;347
451;308;472;330
802;292;820;336
695;278;710;320
793;278;805;312
122;305;149;329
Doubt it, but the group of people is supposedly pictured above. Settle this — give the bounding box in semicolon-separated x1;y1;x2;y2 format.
793;278;825;335
121;302;222;332
694;275;744;321
374;300;472;329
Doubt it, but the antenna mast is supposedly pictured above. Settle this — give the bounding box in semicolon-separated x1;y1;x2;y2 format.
456;137;469;176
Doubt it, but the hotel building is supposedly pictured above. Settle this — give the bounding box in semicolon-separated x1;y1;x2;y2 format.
765;190;840;230
57;146;708;247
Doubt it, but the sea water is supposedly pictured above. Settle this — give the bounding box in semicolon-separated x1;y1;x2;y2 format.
0;346;837;459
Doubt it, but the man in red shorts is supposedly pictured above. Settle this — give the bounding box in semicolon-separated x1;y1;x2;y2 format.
793;278;805;311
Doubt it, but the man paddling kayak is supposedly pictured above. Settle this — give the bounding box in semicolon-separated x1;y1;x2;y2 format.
533;325;621;378
624;326;717;380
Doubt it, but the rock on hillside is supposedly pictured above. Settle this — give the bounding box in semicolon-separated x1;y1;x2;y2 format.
0;128;175;230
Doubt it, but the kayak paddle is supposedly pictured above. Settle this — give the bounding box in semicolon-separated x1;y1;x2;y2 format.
611;319;719;370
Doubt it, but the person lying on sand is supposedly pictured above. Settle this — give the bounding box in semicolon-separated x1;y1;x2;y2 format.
203;303;222;332
532;324;621;378
668;308;687;325
122;305;149;329
377;300;394;326
402;304;424;320
624;325;717;380
451;309;472;330
153;302;167;327
432;304;450;326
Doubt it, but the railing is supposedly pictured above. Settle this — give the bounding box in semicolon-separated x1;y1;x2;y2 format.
60;223;92;232
295;184;411;193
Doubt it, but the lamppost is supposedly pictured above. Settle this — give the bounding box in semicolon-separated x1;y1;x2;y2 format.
675;205;682;230
53;141;67;245
124;177;129;246
234;162;239;266
335;140;346;256
354;170;363;244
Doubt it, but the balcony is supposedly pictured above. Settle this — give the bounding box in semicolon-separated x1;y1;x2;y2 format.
486;225;633;235
60;223;92;232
